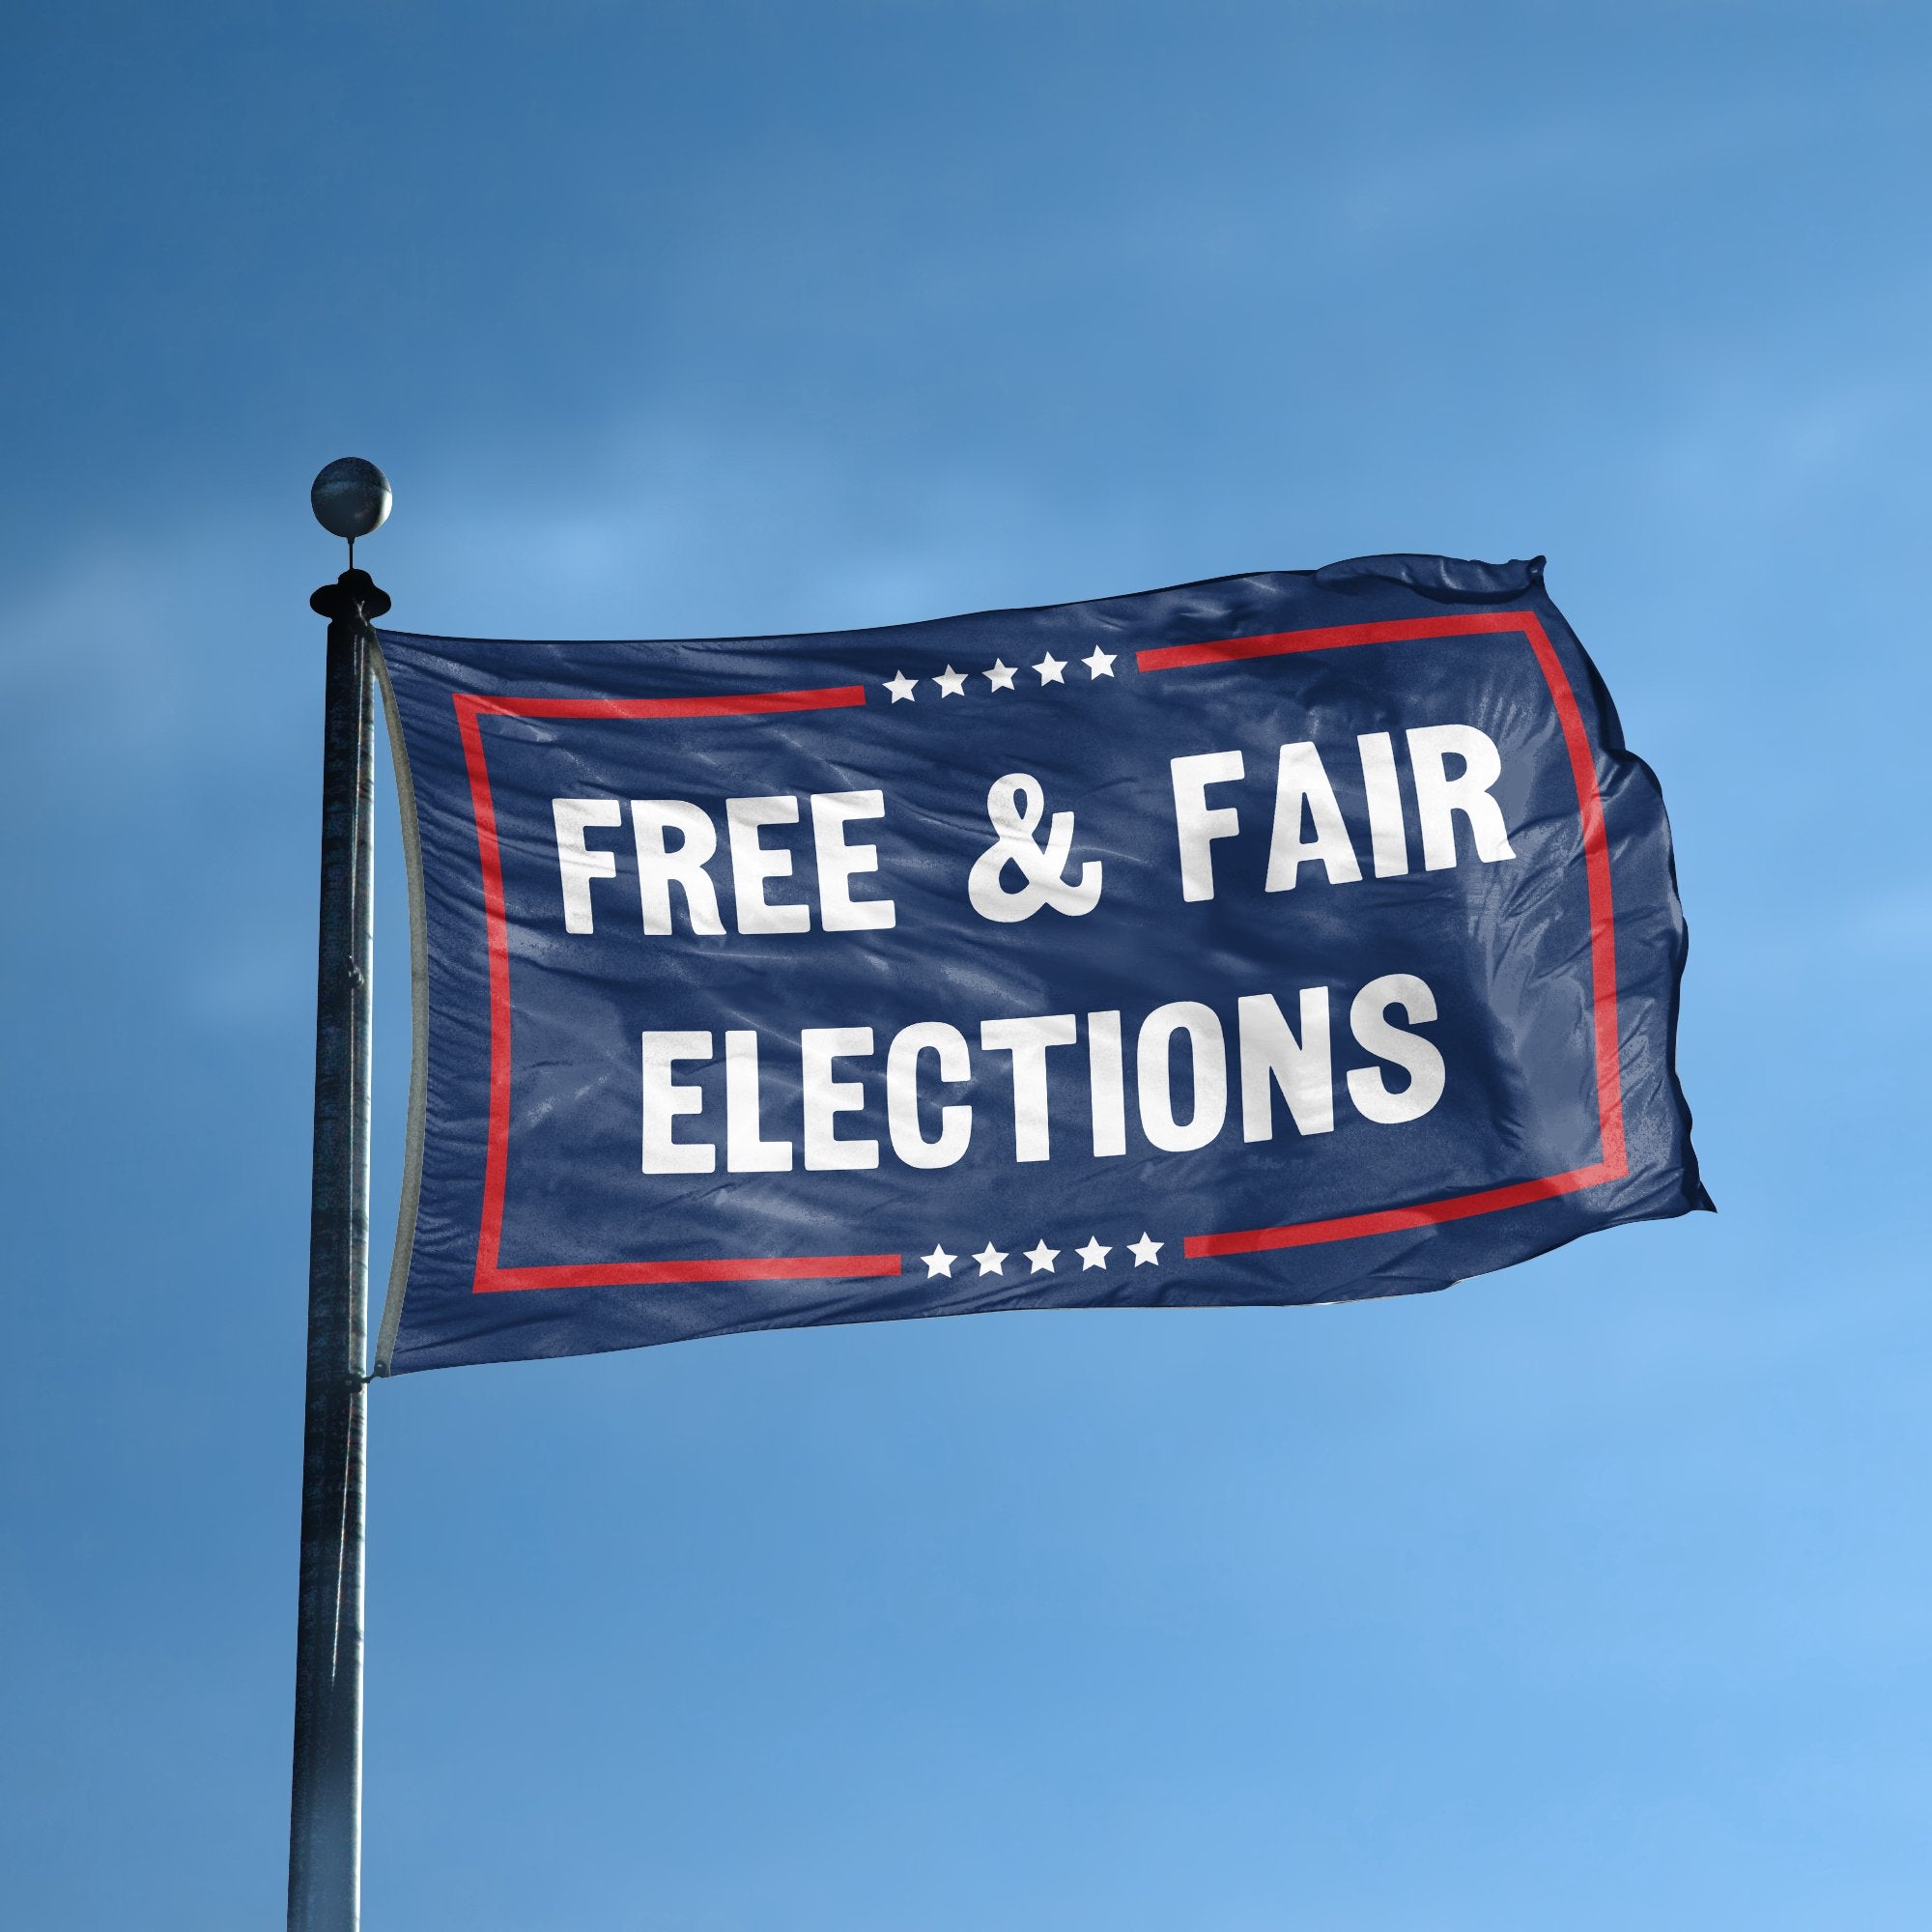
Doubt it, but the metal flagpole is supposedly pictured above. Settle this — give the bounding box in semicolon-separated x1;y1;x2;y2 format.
290;460;392;1932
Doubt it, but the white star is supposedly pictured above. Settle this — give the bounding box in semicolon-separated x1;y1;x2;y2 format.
1128;1233;1164;1267
922;1245;956;1278
1075;1236;1112;1270
973;1241;1009;1276
1082;646;1117;679
884;670;918;703
1033;653;1066;685
1024;1239;1060;1274
982;659;1017;692
932;665;968;697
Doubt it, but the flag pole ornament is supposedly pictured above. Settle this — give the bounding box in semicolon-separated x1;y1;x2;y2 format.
310;456;391;570
368;554;1708;1377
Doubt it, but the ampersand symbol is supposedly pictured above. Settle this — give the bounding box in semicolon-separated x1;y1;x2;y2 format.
966;773;1104;923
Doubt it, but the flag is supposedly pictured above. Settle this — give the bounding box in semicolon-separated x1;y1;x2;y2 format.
371;554;1707;1374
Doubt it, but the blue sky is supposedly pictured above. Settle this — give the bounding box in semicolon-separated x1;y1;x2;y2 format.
3;3;1930;1926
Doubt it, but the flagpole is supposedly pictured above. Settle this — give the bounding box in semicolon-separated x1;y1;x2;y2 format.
290;461;391;1932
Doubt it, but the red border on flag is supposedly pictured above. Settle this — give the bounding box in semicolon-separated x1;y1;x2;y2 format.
1136;611;1628;1256
453;684;902;1293
453;610;1627;1293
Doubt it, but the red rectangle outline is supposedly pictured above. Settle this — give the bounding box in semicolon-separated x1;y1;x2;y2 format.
1137;610;1628;1255
453;684;902;1293
453;612;1627;1292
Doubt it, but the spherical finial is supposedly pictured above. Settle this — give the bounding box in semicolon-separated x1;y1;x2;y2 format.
310;457;392;542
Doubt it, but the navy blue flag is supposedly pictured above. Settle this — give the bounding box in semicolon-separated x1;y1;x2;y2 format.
371;554;1707;1376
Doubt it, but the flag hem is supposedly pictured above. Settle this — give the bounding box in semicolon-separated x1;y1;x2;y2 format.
371;638;431;1378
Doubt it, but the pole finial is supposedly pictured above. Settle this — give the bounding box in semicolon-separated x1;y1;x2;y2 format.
310;458;392;567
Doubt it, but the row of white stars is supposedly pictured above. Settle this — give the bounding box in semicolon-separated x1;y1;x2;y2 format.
919;1233;1163;1279
883;648;1117;702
